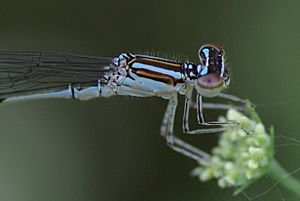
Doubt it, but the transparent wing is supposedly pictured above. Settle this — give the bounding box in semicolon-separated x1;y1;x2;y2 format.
0;52;114;99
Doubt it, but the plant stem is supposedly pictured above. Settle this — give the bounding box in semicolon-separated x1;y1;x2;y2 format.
268;160;300;198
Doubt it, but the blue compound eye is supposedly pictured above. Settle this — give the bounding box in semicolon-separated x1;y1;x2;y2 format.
198;44;225;68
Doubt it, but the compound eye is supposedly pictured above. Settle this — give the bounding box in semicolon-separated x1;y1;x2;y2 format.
198;44;225;67
196;73;223;90
195;73;225;97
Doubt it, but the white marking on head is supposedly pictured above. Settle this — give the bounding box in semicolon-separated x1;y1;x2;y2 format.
203;48;210;66
203;48;209;57
197;65;202;73
200;66;208;76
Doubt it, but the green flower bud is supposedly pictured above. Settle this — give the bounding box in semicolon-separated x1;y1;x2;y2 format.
194;106;274;194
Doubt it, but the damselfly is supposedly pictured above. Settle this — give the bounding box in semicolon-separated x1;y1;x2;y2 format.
0;44;246;162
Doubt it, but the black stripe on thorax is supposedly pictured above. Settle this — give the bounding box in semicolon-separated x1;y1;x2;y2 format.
128;55;185;86
134;55;183;73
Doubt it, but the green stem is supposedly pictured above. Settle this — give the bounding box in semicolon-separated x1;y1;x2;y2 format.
268;160;300;198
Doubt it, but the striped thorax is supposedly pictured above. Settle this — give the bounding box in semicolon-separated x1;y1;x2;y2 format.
106;44;230;99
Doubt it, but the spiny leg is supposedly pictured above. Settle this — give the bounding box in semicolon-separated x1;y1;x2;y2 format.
192;92;250;111
160;94;209;162
182;85;193;133
183;90;241;135
196;94;240;126
217;92;249;104
184;90;255;135
202;102;246;112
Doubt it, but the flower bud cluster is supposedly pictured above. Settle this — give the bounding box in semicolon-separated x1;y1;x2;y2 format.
195;109;273;190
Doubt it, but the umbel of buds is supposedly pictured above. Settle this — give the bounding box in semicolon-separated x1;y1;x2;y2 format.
192;105;274;195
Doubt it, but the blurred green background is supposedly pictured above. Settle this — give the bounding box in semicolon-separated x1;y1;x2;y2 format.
0;0;299;200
